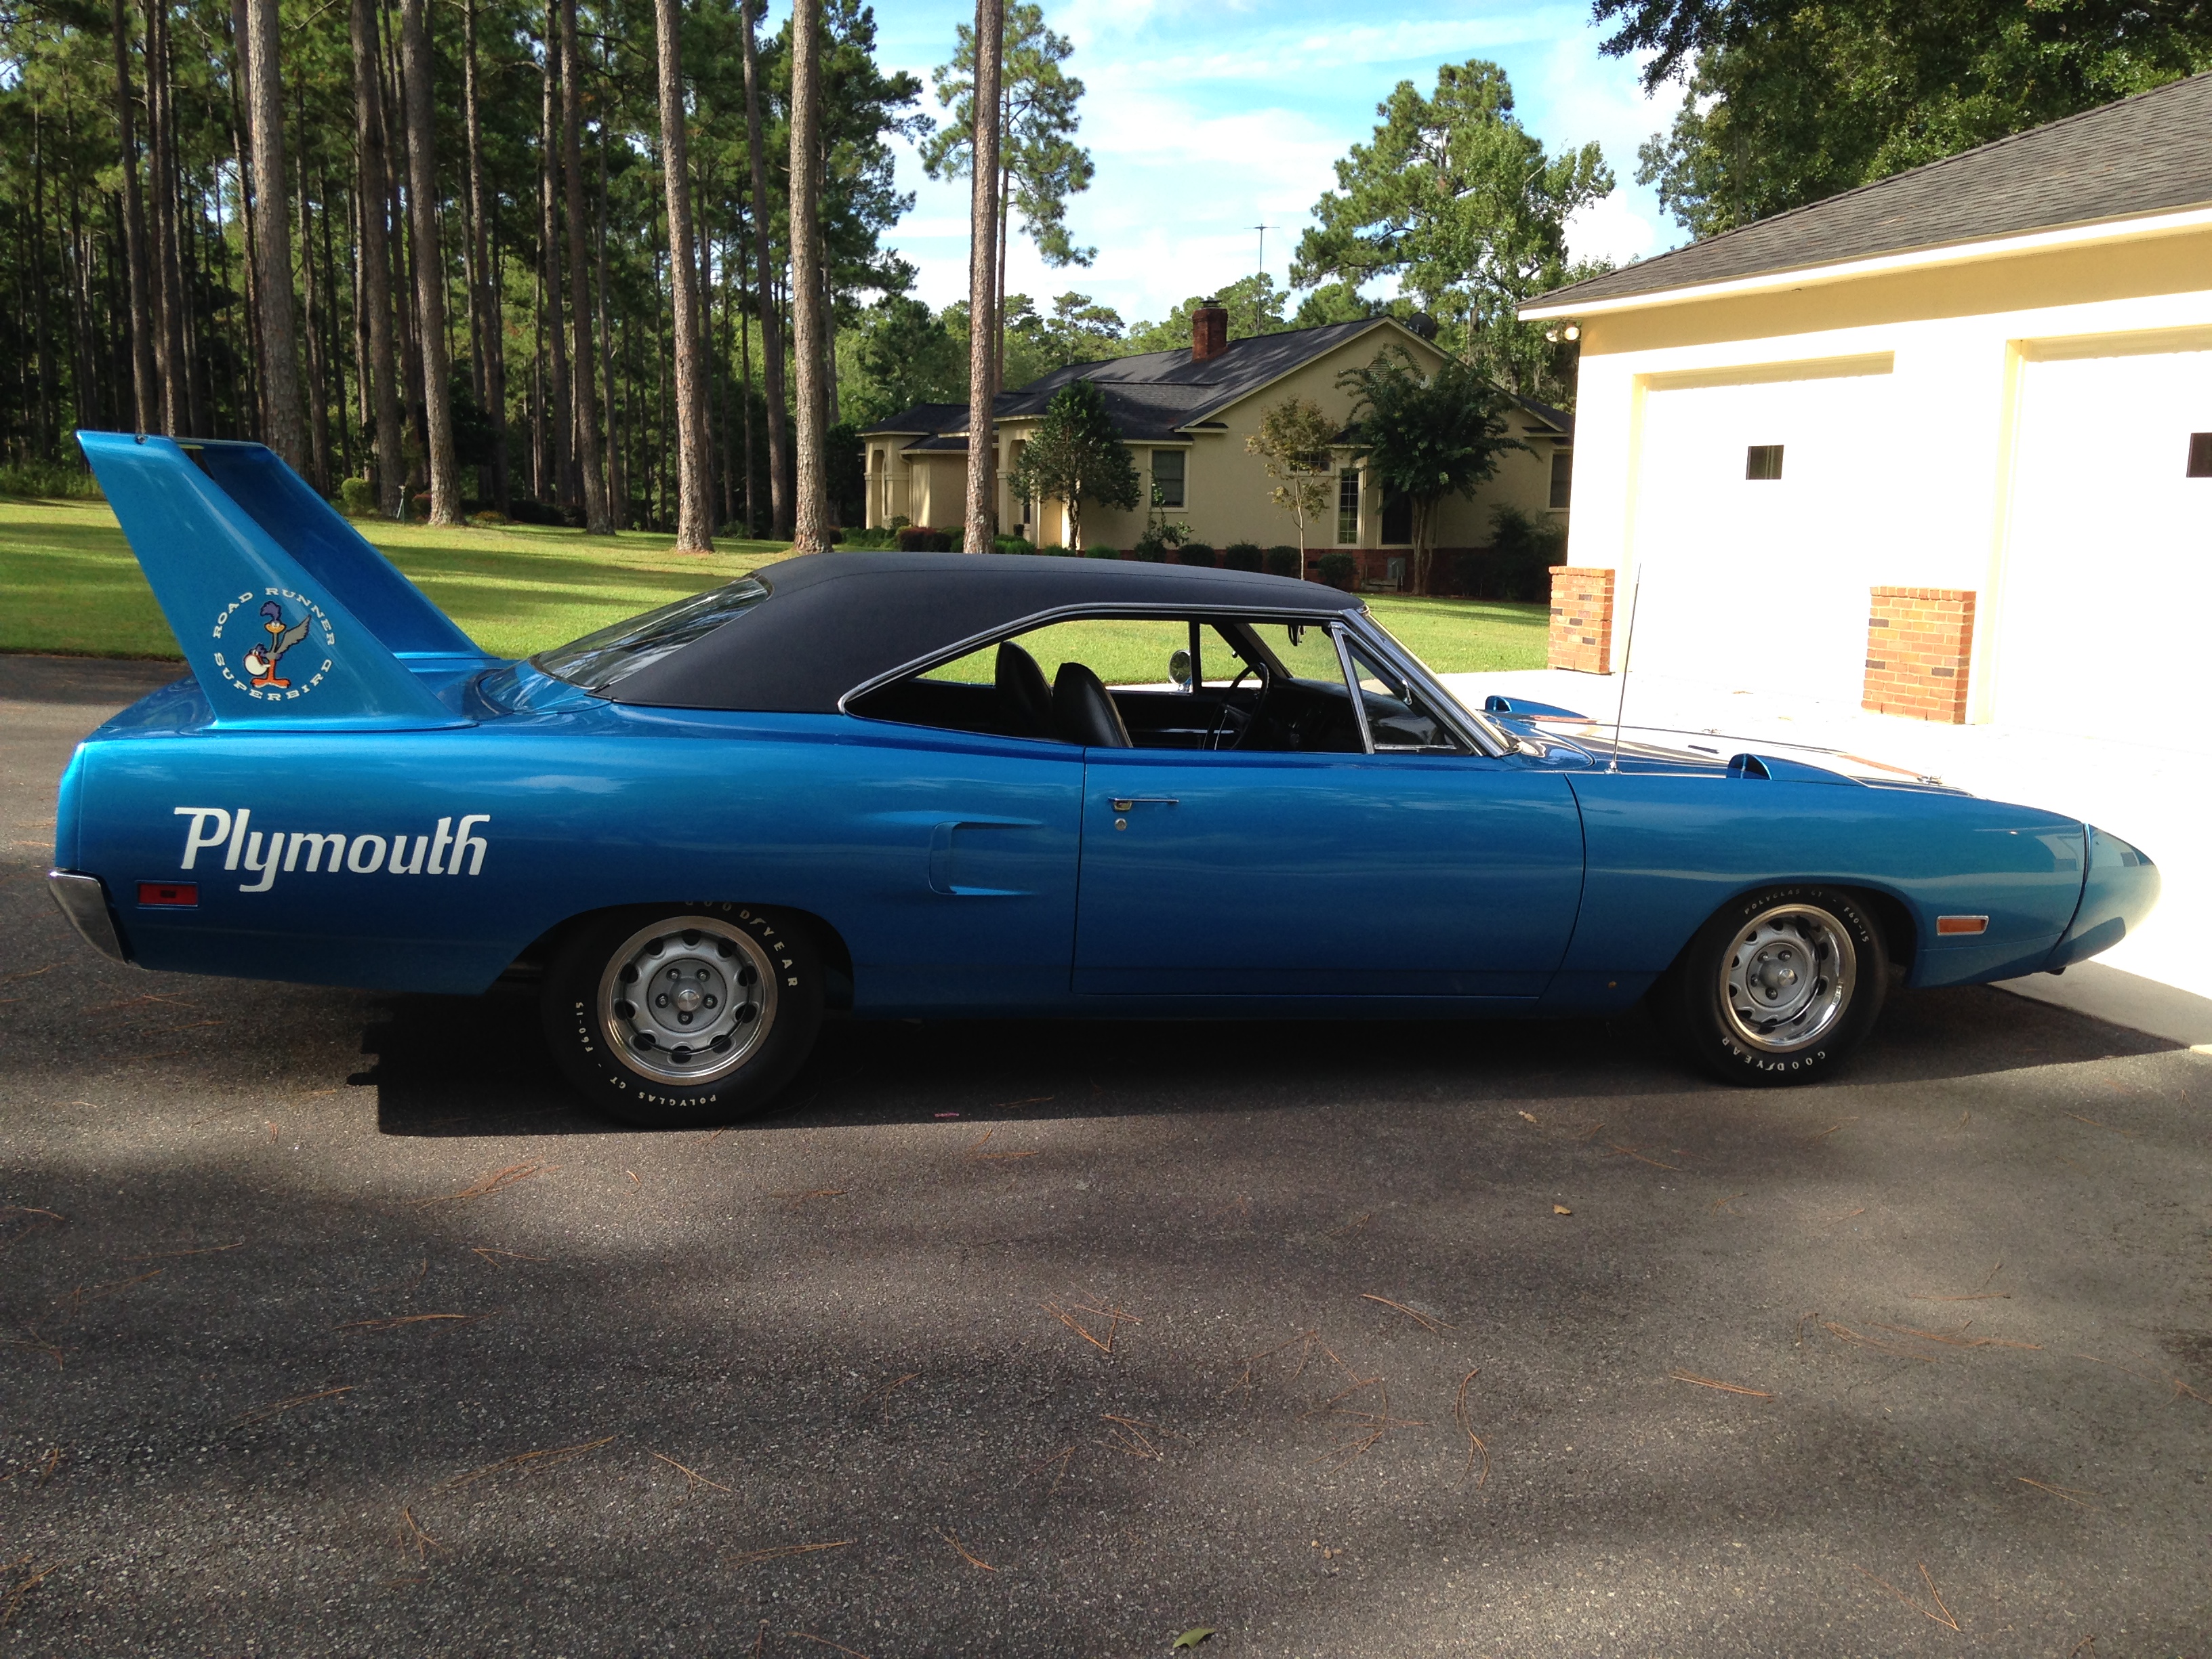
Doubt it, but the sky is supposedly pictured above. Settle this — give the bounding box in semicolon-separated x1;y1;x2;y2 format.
851;0;1683;330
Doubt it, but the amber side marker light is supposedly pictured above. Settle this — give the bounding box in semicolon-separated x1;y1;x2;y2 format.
1936;915;1989;935
138;881;198;907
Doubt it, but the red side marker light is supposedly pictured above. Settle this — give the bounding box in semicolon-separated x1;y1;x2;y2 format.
1936;914;1988;935
138;881;198;907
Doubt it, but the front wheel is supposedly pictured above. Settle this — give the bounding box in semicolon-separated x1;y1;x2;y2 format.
1659;886;1887;1086
541;905;822;1128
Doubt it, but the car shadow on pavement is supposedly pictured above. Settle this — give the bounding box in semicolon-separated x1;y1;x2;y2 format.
363;979;2182;1138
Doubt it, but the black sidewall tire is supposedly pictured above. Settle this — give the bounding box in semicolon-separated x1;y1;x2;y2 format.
1662;886;1888;1088
541;903;823;1128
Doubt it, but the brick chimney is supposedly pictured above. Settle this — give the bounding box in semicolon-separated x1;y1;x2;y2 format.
1191;300;1229;362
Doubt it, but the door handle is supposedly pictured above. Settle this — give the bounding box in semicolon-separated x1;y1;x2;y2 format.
1109;797;1179;811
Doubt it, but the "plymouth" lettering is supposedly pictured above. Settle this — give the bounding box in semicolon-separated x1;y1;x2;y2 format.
173;806;491;893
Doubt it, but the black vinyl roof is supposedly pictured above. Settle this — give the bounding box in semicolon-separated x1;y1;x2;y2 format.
607;551;1360;713
1529;70;2212;310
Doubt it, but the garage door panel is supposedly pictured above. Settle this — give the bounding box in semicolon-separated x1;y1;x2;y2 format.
1630;369;1891;704
1999;346;2212;739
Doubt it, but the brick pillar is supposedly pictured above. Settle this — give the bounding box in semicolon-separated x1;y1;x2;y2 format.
1547;567;1616;673
1862;587;1975;722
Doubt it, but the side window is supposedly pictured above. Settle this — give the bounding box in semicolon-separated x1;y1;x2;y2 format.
1344;639;1468;753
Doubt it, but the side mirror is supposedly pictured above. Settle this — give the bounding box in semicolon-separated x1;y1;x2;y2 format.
1168;649;1193;688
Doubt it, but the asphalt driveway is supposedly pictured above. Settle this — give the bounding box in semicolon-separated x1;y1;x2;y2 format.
2;658;2207;1658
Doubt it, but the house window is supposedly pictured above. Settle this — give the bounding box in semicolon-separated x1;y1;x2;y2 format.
1745;444;1784;480
1549;449;1573;510
1380;487;1412;546
2189;433;2212;477
1151;449;1186;508
1336;470;1361;544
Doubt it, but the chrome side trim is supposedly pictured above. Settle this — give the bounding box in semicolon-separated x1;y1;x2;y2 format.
47;869;131;964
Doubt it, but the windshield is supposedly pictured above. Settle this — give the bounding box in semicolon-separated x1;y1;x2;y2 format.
532;578;771;693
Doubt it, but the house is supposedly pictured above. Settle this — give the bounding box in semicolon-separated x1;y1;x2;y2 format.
1520;71;2212;736
859;309;1572;588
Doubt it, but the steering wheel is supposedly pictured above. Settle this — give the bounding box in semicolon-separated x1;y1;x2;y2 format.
1206;660;1273;751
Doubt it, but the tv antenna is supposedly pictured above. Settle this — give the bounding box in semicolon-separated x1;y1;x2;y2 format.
1607;567;1644;773
1250;224;1279;277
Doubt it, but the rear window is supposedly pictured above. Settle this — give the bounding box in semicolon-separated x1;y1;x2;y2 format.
533;578;771;693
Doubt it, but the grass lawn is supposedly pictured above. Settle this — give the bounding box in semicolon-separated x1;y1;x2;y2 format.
0;496;1547;673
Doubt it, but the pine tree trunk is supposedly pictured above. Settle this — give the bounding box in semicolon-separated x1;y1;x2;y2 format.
558;0;610;533
963;0;1004;554
994;89;1010;400
244;0;306;468
538;7;572;512
297;134;331;491
786;0;829;554
108;0;159;432
738;216;755;535
398;0;459;524
594;136;624;526
462;0;508;511
651;0;712;552
146;0;188;434
738;0;789;540
350;0;405;514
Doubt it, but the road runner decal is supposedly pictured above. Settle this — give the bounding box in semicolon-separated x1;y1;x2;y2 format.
210;588;336;702
173;806;490;892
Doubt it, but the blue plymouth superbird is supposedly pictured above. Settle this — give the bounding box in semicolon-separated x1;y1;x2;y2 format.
46;434;2156;1125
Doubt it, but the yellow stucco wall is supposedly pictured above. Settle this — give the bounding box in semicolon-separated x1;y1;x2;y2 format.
1551;218;2212;720
863;321;1572;556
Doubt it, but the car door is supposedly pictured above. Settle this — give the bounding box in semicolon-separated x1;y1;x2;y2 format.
1072;622;1584;999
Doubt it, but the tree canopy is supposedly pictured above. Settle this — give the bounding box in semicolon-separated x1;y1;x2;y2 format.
1292;60;1612;403
1335;346;1522;594
1006;377;1138;550
1622;1;2212;237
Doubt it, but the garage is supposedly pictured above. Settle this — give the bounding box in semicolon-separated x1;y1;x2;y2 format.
1995;333;2212;739
1625;359;1893;707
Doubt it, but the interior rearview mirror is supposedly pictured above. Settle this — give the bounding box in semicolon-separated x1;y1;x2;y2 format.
1168;649;1193;687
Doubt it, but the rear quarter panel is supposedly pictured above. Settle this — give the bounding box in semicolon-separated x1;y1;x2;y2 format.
1559;773;2085;989
68;705;1083;1000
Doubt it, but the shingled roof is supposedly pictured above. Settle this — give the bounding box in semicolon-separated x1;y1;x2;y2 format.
860;316;1427;443
1525;70;2212;312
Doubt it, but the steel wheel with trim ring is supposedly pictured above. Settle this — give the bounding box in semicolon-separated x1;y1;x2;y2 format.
541;904;822;1127
1660;886;1887;1086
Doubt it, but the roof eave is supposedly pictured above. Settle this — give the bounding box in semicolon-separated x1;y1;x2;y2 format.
1519;201;2212;321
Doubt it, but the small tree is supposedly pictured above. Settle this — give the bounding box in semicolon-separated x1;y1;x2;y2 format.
1336;346;1523;594
1008;379;1140;550
1246;394;1338;558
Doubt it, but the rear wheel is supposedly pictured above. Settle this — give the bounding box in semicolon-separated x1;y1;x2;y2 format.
541;905;821;1127
1660;886;1887;1086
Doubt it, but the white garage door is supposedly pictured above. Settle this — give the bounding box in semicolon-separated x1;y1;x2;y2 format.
1627;361;1892;706
1997;338;2212;741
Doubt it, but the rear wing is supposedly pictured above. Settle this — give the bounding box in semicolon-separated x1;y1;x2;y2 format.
77;432;490;729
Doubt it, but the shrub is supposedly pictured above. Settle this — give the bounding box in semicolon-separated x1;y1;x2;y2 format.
841;525;899;549
896;525;954;552
1175;542;1216;567
507;497;564;526
993;535;1038;556
0;459;102;500
411;493;432;520
1035;544;1067;556
468;510;509;527
1486;504;1568;600
1264;545;1302;578
1222;542;1264;573
1317;551;1357;590
1085;545;1120;560
1132;518;1186;562
337;476;377;516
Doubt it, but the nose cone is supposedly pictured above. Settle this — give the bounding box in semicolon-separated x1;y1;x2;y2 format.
2047;825;2160;970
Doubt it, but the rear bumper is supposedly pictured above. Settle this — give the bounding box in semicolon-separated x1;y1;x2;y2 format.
47;869;131;964
2046;827;2159;973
